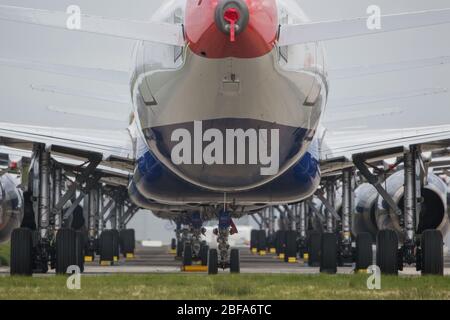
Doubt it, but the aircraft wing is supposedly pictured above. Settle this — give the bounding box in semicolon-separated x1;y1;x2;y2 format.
279;8;450;46
320;125;450;162
320;74;450;171
0;5;184;46
0;57;135;171
0;122;134;161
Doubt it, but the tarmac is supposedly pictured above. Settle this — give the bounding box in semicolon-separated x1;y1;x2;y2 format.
1;244;450;276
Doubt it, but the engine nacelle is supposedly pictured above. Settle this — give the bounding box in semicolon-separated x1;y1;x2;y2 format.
376;171;449;243
0;174;23;243
353;183;379;240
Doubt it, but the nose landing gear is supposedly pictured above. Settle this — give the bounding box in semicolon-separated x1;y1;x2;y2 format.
208;209;240;274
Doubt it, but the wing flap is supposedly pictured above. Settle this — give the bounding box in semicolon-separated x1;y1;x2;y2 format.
0;122;135;162
320;125;450;161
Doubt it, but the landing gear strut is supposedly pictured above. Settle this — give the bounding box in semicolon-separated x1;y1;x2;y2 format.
209;209;240;274
10;144;102;275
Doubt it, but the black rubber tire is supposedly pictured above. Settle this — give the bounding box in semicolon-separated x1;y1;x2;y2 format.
120;229;135;257
99;230;114;263
230;248;240;273
176;239;183;258
208;248;218;275
257;230;267;252
55;228;77;275
421;229;444;275
171;238;177;250
10;228;33;276
307;231;321;267
320;233;337;274
111;230;120;262
355;232;373;270
250;229;258;252
31;230;40;248
376;230;399;275
284;230;297;262
200;244;209;266
75;231;85;273
275;230;283;255
183;243;193;266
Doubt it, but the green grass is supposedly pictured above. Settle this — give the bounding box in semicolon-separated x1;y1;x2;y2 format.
0;274;449;300
0;242;10;266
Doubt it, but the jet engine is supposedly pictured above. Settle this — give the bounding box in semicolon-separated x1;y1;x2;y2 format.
354;172;449;242
353;183;379;240
0;174;23;243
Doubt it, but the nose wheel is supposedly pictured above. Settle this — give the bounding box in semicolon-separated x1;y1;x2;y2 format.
208;209;240;274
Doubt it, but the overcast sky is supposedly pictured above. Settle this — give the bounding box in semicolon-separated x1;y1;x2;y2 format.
1;0;450;242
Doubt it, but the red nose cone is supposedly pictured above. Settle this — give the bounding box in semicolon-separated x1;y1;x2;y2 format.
223;8;240;42
223;8;240;24
185;0;278;59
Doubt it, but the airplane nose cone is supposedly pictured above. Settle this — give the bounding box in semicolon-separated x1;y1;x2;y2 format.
185;0;278;59
215;0;249;42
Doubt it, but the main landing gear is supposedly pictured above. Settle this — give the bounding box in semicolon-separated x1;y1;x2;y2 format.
181;212;208;270
355;146;444;275
208;210;240;274
313;170;372;274
10;145;100;275
10;144;138;276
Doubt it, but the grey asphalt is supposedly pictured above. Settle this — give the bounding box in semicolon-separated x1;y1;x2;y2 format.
1;245;449;275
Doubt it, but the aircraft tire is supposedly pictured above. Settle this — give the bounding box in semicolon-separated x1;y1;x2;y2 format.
55;228;77;274
120;229;135;257
99;230;114;264
320;232;337;274
307;231;321;267
421;229;443;275
111;230;120;263
230;248;240;273
208;248;218;275
376;230;398;275
183;243;193;266
75;231;85;272
250;229;258;252
171;238;177;250
10;228;33;276
200;244;209;266
355;232;373;271
257;230;266;253
284;230;297;262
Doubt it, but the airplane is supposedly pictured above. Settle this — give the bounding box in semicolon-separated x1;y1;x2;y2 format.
0;0;450;275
